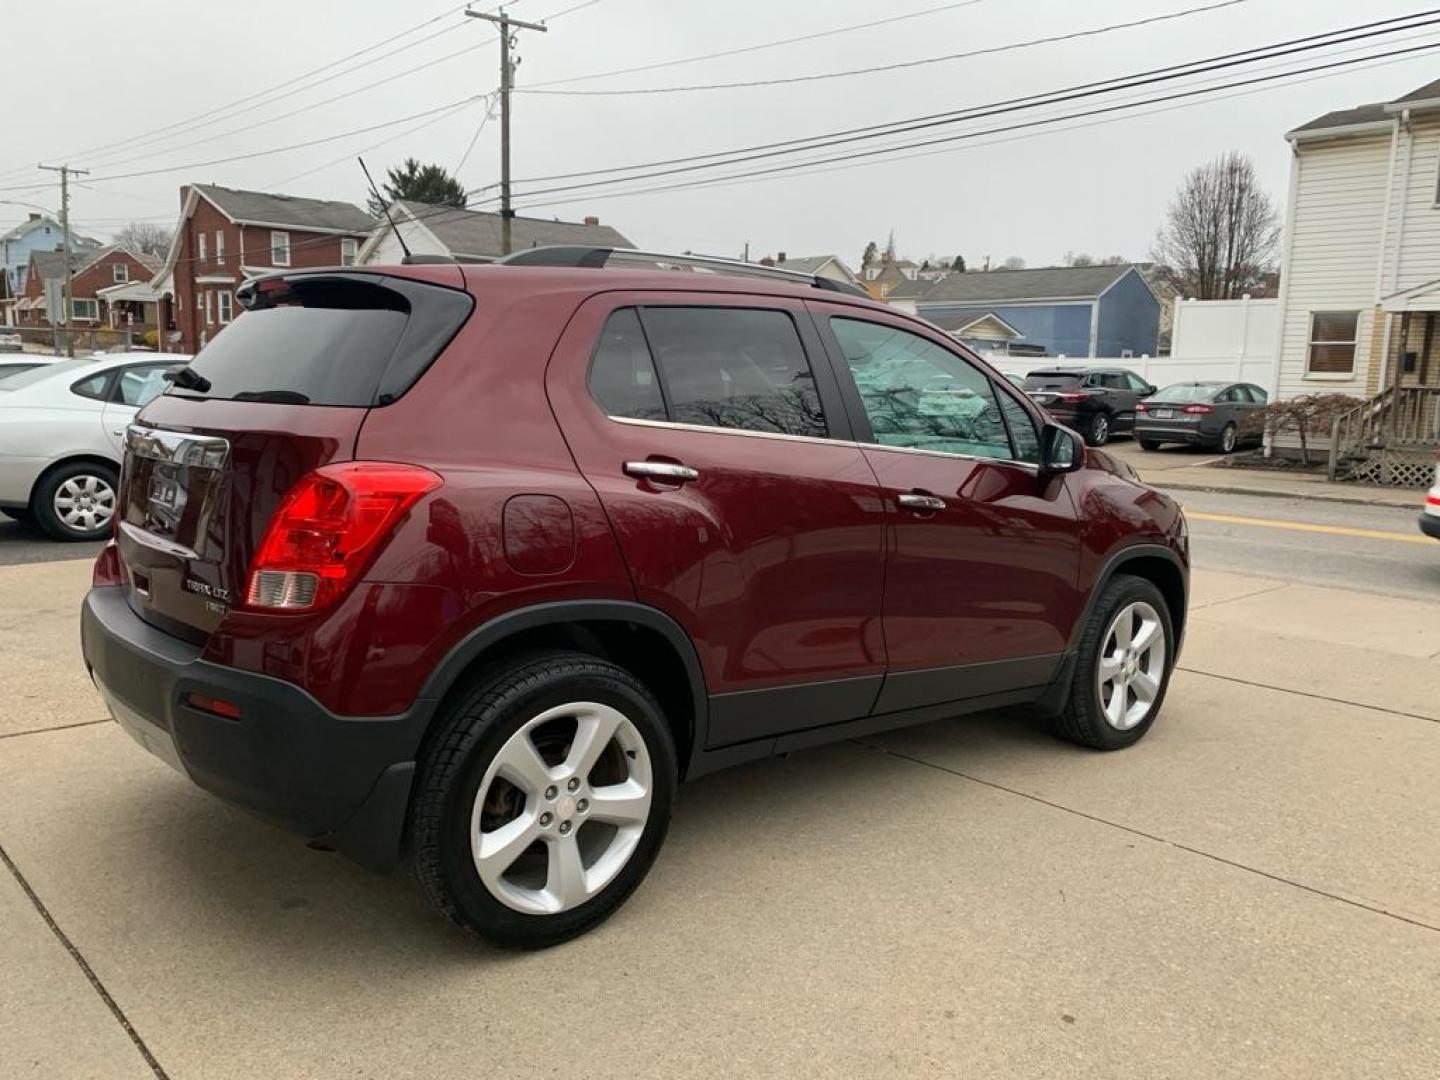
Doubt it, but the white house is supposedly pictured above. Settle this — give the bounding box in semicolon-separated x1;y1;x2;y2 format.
1273;77;1440;484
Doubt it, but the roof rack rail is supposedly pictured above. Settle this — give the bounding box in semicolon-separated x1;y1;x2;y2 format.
494;245;869;297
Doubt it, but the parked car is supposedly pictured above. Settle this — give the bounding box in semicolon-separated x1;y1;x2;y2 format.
1135;381;1268;453
1002;371;1027;389
81;252;1189;949
0;331;23;353
1022;366;1155;447
0;353;190;540
1422;453;1440;540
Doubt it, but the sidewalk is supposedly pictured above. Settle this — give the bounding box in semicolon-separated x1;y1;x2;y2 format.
1108;444;1425;508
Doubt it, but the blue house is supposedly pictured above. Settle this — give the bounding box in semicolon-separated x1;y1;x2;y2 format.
1;214;97;314
914;264;1161;359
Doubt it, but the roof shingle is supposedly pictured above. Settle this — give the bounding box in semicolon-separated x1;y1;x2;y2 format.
399;201;633;258
919;264;1132;304
194;184;375;233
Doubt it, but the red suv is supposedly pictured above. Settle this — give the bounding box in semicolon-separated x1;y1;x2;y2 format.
81;249;1188;948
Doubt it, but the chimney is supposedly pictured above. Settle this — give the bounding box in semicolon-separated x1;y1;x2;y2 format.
777;252;786;264
583;215;600;226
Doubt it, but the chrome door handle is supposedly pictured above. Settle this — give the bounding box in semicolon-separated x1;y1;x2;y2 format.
624;460;699;483
897;492;945;513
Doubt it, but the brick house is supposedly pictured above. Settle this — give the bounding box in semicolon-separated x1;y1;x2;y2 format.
155;185;374;353
15;245;159;329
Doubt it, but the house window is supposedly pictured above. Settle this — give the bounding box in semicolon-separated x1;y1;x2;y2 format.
1306;311;1359;375
215;230;225;266
218;290;233;324
340;237;358;266
198;231;207;262
113;263;129;283
271;231;291;267
205;291;213;327
71;297;99;322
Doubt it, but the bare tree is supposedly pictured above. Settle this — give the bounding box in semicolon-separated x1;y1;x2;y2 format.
1242;393;1360;465
1063;251;1095;267
1152;151;1279;299
1001;256;1026;271
113;221;174;257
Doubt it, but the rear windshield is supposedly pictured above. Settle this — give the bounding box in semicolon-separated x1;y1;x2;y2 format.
0;358;95;391
1022;373;1082;390
1153;383;1221;403
172;276;470;407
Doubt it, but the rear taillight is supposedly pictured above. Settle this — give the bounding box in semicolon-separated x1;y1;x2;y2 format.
1056;392;1087;403
92;541;122;587
1183;404;1214;414
244;462;441;612
1135;402;1148;412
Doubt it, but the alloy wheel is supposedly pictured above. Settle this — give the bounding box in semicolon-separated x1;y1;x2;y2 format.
471;701;653;915
1096;600;1166;731
1220;424;1237;453
1090;414;1109;445
53;474;116;535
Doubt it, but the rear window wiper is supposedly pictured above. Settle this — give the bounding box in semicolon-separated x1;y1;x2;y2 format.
230;389;312;405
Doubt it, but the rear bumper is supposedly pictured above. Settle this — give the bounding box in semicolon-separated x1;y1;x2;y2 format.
1133;421;1212;444
81;586;429;869
1420;511;1440;540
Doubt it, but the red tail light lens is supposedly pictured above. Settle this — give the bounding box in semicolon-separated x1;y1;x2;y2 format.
1182;404;1215;414
92;541;122;587
1135;402;1148;412
245;462;441;612
1056;392;1087;403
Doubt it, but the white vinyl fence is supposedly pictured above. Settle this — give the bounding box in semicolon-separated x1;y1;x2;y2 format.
978;297;1279;389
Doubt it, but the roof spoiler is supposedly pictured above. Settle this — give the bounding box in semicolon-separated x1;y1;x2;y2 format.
495;246;870;297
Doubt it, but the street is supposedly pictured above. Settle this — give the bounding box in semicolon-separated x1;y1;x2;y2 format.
3;480;1438;1079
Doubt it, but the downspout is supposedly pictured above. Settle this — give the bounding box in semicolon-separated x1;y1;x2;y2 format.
1374;115;1402;393
1264;141;1303;456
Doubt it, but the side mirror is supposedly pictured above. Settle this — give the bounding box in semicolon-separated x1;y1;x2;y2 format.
1145;384;1157;396
1040;423;1084;474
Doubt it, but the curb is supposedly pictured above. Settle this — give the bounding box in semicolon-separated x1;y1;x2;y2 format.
1150;477;1418;509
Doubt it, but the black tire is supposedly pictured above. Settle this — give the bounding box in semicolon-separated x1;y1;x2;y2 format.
33;461;119;542
1137;439;1161;451
1;507;34;524
409;651;678;949
1053;574;1174;750
1215;423;1238;454
1084;412;1111;447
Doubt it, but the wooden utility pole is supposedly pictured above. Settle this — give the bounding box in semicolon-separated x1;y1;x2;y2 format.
465;6;547;256
38;163;88;357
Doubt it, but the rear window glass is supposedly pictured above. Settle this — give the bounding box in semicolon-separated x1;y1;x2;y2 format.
1022;373;1082;390
1;358;94;391
172;277;469;407
1153;383;1221;403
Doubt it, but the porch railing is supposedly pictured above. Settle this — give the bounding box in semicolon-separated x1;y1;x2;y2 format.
1328;385;1440;480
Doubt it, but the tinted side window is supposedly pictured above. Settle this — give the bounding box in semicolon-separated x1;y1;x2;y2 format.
1103;373;1128;390
1217;387;1241;403
587;308;665;421
1126;372;1150;392
1246;385;1268;403
643;307;826;438
830;317;1012;460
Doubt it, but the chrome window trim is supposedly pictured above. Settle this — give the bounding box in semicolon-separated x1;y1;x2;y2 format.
604;414;1041;471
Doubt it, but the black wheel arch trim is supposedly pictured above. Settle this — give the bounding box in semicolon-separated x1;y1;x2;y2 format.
1071;542;1189;654
416;599;711;774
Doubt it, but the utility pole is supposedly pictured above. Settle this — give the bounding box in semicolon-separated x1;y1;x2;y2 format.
465;6;547;256
38;163;88;357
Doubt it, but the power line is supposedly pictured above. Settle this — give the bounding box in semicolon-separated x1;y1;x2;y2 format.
454;99;499;176
519;0;1245;96
525;0;990;89
480;10;1440;202
507;37;1440;212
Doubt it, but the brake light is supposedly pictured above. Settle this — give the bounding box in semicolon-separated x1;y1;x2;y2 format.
1135;402;1148;412
186;693;242;720
92;541;122;587
1183;404;1214;414
245;462;441;611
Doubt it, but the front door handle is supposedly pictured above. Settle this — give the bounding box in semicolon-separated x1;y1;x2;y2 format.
897;492;945;513
624;460;700;484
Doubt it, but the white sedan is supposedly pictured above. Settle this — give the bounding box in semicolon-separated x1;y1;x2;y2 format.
0;353;190;541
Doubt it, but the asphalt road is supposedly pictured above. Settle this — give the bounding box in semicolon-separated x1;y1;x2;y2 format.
1175;488;1437;598
0;517;103;566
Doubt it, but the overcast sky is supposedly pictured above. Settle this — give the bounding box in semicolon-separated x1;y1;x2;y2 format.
2;0;1435;267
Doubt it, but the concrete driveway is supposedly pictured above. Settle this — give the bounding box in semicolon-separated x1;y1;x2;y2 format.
4;552;1439;1078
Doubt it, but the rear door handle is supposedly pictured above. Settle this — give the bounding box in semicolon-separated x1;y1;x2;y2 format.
897;492;945;513
624;460;699;483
